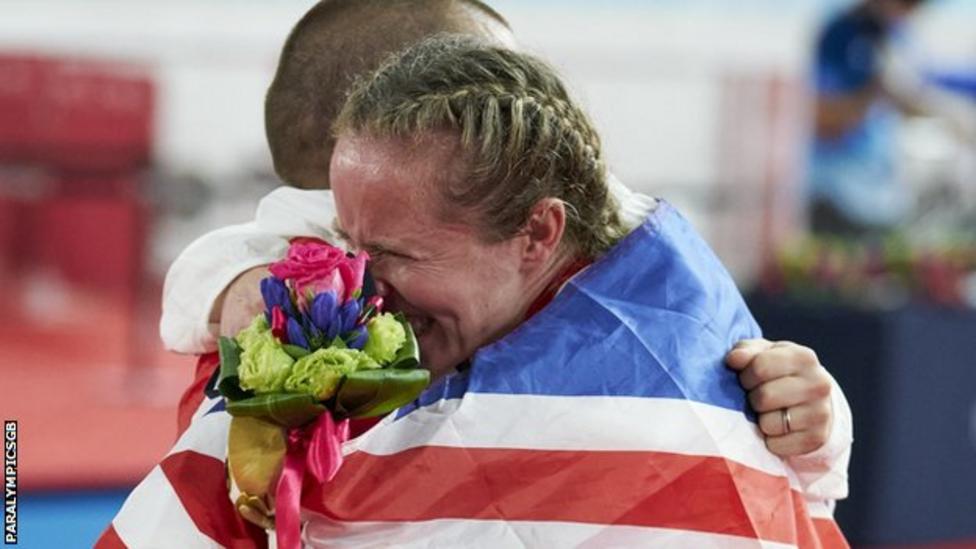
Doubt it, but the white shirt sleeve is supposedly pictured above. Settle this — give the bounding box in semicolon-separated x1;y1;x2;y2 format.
786;370;853;504
159;187;338;354
607;173;658;229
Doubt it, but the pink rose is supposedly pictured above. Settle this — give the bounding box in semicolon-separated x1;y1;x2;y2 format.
269;238;368;305
336;250;368;301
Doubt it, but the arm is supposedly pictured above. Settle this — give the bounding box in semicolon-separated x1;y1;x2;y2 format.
727;340;853;502
878;45;976;144
160;187;338;354
815;83;882;139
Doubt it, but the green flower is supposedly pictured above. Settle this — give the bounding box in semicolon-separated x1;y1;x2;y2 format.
284;347;379;400
236;315;270;349
362;313;406;364
237;316;294;394
353;351;381;371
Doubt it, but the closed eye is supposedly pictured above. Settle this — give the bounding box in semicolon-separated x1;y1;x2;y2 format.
331;223;353;248
368;247;413;262
331;220;415;261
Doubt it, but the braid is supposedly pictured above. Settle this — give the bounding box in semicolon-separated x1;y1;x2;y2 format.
411;85;601;168
335;34;627;257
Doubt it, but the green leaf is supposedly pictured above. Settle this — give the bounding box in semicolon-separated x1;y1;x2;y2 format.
282;344;311;359
217;336;253;401
359;303;377;325
226;393;327;428
389;313;420;369
307;332;326;350
335;369;430;419
330;336;348;349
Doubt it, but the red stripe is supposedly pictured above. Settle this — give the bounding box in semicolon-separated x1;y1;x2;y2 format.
304;447;816;544
177;353;220;437
176;352;219;437
785;490;851;548
811;517;850;549
160;451;268;549
93;525;127;549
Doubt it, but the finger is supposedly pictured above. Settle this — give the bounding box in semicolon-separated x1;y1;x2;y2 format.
725;339;775;371
757;400;832;437
747;375;827;412
737;346;807;391
765;429;830;457
772;341;821;371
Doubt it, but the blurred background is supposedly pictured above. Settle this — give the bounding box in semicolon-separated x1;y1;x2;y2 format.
0;0;973;546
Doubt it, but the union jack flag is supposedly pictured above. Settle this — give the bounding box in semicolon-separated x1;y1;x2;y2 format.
99;203;848;548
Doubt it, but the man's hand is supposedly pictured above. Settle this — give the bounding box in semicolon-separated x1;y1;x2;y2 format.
726;339;833;457
211;265;272;338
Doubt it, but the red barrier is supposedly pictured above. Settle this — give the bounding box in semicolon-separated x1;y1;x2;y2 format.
0;55;50;160
0;195;18;274
0;53;154;172
31;178;148;291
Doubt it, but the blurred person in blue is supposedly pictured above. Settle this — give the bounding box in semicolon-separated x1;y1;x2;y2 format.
809;0;930;235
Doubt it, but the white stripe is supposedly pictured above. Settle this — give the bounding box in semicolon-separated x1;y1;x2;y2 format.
190;395;223;425
806;500;836;520
169;403;230;461
302;516;797;549
347;394;798;485
112;466;221;549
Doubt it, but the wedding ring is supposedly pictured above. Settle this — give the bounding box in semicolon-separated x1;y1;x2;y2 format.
781;408;793;434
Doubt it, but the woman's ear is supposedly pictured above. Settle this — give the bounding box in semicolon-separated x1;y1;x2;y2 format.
520;198;567;266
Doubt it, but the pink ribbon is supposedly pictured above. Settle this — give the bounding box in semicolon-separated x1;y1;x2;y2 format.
275;413;350;549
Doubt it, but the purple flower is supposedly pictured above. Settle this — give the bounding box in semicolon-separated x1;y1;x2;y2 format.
338;300;361;334
346;325;368;350
261;277;296;318
286;317;309;349
303;317;323;344
310;291;339;336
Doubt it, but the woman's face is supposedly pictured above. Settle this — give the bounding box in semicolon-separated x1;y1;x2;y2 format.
330;131;532;379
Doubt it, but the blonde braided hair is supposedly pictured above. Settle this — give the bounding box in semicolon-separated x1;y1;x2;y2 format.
334;34;626;257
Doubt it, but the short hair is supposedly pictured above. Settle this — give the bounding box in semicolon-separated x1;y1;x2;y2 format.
265;0;510;189
334;35;626;258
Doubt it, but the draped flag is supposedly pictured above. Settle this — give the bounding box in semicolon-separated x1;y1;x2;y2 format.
97;354;269;548
99;203;848;548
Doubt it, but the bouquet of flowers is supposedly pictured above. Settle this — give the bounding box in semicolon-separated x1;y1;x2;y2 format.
215;237;429;547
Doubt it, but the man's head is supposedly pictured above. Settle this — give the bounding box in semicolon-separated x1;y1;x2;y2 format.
329;35;626;376
265;0;515;189
867;0;929;24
